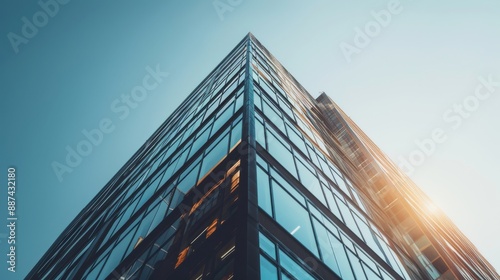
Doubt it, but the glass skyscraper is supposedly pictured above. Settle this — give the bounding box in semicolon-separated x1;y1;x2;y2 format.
27;33;498;280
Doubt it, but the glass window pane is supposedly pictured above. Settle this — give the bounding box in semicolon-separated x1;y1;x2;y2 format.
356;218;385;259
259;233;276;260
358;249;380;277
213;101;234;135
177;161;200;194
267;131;296;177
273;185;318;257
256;154;268;169
200;133;229;178
281;272;293;280
286;124;308;155
256;119;266;148
260;79;276;101
270;168;305;206
332;244;355;280
278;250;315;280
169;188;185;211
254;90;262;110
296;159;326;205
235;91;244;111
347;249;367;280
230;119;242;149
221;79;238;102
260;255;278;280
136;174;162;210
147;199;168;235
278;97;294;121
263;100;285;134
312;218;341;276
337;200;361;237
323;188;343;221
307;145;321;168
257;166;273;216
173;146;190;172
333;172;350;195
137;204;158;237
189;126;211;158
99;227;137;278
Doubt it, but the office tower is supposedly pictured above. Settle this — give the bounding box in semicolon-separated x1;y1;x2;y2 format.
27;33;498;280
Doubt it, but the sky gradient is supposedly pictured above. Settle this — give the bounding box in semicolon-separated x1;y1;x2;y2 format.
1;0;499;279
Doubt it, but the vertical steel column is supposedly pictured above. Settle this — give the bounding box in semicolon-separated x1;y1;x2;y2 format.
234;33;260;280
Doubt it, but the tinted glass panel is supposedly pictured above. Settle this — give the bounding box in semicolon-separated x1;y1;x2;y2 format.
313;218;341;276
278;250;315;280
260;255;278;280
273;184;318;257
267;132;296;177
259;233;276;260
257;166;273;216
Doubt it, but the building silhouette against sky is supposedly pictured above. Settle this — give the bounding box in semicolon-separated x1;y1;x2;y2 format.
27;33;498;280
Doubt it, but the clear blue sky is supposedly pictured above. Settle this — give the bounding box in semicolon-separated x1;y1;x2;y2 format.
1;0;499;279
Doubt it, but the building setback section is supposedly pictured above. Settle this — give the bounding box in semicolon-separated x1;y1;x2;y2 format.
27;33;499;280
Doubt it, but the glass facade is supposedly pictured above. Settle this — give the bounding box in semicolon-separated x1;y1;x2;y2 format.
27;33;499;280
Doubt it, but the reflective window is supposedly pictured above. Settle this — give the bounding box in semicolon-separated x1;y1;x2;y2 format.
257;166;272;216
99;226;138;279
259;233;276;260
270;169;305;206
278;250;315;280
189;125;211;158
259;231;318;280
146;198;168;235
337;200;361;237
256;148;410;279
286;123;307;154
358;249;380;278
364;263;383;280
296;159;326;205
347;249;368;280
260;255;278;280
333;172;350;194
333;243;355;280
312;218;341;276
200;132;229;178
213;100;234;134
230;119;242;149
177;161;200;194
267;131;296;177
255;117;266;147
263;99;285;134
273;184;319;257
